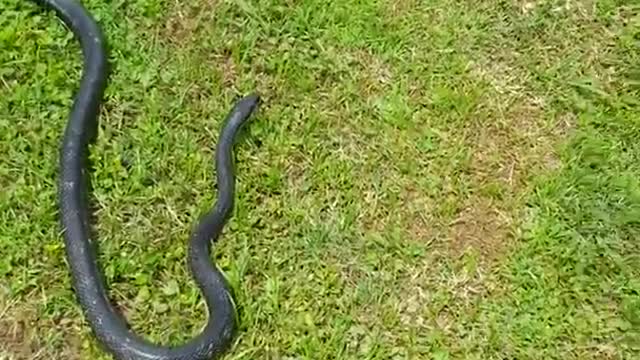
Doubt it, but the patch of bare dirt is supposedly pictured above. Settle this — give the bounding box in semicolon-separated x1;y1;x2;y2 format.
0;305;83;360
347;49;393;98
218;52;238;87
458;51;580;263
399;183;436;242
448;197;513;261
384;0;418;19
162;0;219;45
517;0;597;16
0;316;29;359
447;91;572;261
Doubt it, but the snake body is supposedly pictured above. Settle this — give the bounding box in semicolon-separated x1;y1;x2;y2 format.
35;0;260;359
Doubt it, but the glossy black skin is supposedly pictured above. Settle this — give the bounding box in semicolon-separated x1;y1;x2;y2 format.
33;1;260;359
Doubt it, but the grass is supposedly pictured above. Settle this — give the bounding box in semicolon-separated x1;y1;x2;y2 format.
1;0;639;358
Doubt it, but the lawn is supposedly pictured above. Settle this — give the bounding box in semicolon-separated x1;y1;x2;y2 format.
1;0;639;359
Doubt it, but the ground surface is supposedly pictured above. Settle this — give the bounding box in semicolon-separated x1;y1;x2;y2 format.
1;0;639;359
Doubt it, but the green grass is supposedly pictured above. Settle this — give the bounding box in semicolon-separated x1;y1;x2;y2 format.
1;0;639;359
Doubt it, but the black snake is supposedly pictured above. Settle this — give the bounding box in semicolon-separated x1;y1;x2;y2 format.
33;0;259;358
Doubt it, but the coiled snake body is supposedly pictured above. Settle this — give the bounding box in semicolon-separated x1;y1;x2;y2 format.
34;0;260;359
